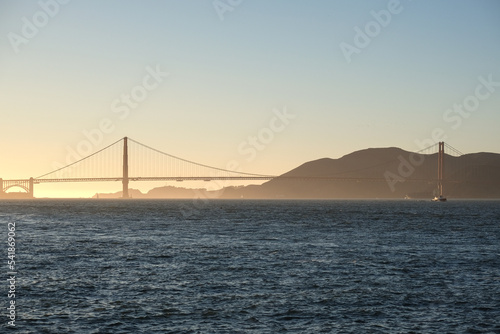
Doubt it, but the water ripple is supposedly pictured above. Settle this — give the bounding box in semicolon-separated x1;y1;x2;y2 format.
1;199;499;333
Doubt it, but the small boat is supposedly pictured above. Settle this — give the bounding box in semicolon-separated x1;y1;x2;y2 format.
432;195;447;202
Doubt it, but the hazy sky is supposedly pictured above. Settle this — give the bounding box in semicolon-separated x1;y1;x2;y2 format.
1;0;500;197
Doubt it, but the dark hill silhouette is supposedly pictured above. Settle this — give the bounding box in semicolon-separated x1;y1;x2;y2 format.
222;148;500;199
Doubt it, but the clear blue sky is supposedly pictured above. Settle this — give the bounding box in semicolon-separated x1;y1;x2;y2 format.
1;0;499;196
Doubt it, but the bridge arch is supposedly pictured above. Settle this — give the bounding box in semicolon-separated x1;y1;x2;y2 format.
3;184;30;193
0;178;34;198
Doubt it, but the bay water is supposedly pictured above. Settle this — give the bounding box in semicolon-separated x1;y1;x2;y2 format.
1;199;499;333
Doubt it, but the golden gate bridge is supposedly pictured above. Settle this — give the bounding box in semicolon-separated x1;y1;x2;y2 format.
0;137;463;198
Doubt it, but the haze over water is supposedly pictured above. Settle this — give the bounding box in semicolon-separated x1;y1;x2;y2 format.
3;199;499;333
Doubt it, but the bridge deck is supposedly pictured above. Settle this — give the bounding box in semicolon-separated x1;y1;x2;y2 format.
26;176;452;183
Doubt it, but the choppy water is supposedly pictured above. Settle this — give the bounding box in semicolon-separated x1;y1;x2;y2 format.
1;199;500;333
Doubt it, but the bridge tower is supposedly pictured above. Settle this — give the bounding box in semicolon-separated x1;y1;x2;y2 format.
29;177;34;198
122;137;129;198
437;141;444;197
0;178;3;197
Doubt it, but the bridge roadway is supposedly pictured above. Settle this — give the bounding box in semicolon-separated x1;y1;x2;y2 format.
30;176;448;183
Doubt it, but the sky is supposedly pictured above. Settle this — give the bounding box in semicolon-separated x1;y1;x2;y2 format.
1;0;500;197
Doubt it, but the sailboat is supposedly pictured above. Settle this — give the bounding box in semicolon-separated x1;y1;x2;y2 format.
432;142;447;202
432;194;447;202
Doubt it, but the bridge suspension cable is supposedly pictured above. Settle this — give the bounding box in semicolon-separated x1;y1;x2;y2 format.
34;137;277;182
35;138;124;180
444;143;464;157
33;137;467;184
127;138;275;178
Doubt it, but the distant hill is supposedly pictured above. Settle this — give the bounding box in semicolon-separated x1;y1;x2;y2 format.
94;147;500;199
230;148;500;199
93;186;220;199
